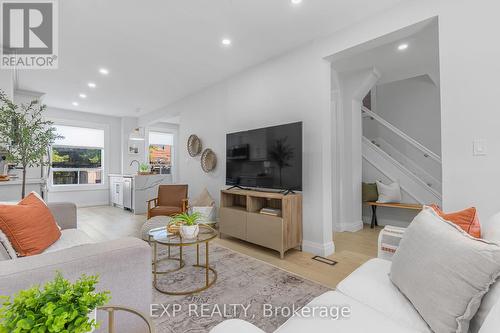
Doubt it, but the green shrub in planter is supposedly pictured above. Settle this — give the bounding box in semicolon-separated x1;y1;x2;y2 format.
0;272;110;333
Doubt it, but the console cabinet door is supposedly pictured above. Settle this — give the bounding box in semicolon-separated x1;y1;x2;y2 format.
246;213;283;253
220;208;246;240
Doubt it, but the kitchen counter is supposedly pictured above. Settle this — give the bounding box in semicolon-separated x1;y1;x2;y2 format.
0;178;45;186
0;178;45;201
108;173;172;214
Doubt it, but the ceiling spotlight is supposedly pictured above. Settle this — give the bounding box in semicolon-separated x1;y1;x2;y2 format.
397;43;409;51
291;0;302;5
79;93;87;98
72;102;79;106
99;68;109;75
221;38;232;47
87;82;96;88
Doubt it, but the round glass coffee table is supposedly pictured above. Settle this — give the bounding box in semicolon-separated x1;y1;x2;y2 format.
148;225;217;295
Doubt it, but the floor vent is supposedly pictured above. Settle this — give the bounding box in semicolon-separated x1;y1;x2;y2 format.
312;256;338;266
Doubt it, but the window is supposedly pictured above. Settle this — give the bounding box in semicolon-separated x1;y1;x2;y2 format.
148;131;174;174
51;125;104;186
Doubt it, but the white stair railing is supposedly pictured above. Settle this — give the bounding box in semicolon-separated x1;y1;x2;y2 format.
361;106;441;164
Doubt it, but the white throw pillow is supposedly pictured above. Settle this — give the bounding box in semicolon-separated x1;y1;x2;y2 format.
376;181;401;203
390;207;500;333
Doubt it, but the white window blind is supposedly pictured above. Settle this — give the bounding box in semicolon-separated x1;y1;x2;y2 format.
149;131;174;145
54;125;104;148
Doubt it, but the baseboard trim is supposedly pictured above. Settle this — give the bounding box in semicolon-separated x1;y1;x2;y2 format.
337;220;364;232
302;240;335;257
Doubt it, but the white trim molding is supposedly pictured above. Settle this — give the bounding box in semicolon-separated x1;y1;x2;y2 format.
302;240;335;257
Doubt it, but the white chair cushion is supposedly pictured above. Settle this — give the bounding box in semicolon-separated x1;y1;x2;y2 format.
337;258;430;332
43;229;94;254
274;290;416;333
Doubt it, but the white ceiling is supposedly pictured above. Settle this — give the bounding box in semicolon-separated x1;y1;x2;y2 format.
331;19;439;86
18;0;407;117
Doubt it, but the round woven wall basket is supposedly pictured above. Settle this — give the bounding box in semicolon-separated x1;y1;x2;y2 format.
187;134;202;157
201;148;217;173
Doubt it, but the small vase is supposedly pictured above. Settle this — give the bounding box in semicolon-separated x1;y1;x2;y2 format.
180;225;199;239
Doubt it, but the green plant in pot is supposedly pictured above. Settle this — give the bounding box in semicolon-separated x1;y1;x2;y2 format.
171;212;203;239
139;163;150;173
0;272;109;333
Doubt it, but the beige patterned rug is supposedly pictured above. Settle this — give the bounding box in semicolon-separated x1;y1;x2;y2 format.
152;244;330;333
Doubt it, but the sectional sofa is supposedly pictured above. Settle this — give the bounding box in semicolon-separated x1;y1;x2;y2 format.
211;211;500;333
0;202;152;333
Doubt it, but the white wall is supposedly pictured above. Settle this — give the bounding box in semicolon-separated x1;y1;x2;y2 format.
332;68;380;232
121;117;146;175
142;0;500;251
375;75;441;154
0;71;13;99
46;107;122;207
146;43;334;256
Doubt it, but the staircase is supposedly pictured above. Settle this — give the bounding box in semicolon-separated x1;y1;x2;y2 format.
361;106;442;205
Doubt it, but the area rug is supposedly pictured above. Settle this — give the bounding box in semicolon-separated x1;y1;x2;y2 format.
152;244;330;333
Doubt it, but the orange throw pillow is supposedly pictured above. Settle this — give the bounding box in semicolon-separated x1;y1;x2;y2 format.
0;193;61;256
430;204;481;238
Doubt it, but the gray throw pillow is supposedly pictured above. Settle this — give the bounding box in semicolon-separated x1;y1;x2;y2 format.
390;207;500;333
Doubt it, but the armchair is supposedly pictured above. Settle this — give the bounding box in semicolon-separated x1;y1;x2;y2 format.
147;184;188;219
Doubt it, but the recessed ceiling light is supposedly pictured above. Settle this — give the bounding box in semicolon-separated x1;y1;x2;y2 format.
221;38;232;47
99;68;109;75
291;0;302;5
72;102;79;106
79;93;87;99
398;43;409;51
87;82;96;88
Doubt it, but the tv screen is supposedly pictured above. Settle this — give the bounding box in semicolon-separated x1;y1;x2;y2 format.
226;122;302;191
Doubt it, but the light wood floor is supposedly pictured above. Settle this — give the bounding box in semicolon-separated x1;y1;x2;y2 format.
78;206;381;289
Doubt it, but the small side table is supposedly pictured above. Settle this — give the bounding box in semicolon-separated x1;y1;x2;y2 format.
148;225;217;295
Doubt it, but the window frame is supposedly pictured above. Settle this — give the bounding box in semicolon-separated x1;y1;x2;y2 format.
49;120;109;192
51;145;104;186
146;127;178;182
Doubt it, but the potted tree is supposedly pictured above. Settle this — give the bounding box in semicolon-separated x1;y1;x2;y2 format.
0;272;109;333
0;90;60;199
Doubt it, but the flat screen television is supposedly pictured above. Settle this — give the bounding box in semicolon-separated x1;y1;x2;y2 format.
226;122;302;191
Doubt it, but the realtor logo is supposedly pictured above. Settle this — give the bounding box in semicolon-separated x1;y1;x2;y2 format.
1;0;58;69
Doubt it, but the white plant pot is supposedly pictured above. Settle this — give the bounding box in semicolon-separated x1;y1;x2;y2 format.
180;225;199;239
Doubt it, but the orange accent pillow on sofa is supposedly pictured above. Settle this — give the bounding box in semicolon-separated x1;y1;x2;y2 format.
430;204;481;238
0;193;61;256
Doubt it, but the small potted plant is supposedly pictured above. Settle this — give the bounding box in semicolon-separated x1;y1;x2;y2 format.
139;163;150;175
0;272;110;333
171;212;203;239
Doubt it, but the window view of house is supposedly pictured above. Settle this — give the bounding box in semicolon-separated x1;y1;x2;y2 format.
51;125;105;185
148;131;173;174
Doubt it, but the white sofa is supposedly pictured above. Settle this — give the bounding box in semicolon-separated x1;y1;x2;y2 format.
211;214;500;333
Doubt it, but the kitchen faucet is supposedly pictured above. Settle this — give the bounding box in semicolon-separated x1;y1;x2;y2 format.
130;160;140;173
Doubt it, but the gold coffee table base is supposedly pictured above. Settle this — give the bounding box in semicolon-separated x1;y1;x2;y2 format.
150;226;218;296
153;265;217;295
